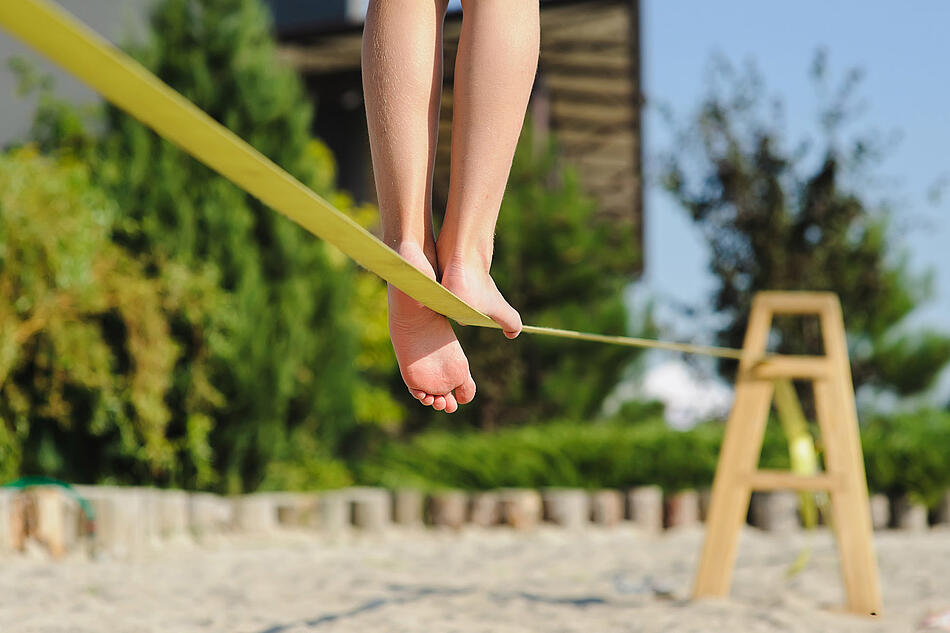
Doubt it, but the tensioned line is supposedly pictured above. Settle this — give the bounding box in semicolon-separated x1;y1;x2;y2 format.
0;0;746;362
521;326;744;359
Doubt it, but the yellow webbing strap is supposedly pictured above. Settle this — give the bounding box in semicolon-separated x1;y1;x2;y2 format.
772;378;823;576
0;0;746;361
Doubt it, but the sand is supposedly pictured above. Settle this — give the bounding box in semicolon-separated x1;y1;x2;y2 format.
2;526;949;632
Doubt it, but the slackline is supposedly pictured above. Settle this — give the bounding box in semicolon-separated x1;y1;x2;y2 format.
0;0;746;362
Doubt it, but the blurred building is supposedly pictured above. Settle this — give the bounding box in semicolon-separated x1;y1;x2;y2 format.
266;0;645;270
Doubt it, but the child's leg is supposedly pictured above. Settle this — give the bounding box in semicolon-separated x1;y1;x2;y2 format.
363;0;475;412
436;0;540;338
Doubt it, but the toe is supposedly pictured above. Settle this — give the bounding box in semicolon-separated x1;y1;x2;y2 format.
421;394;435;406
455;376;477;404
443;392;458;413
432;395;447;411
410;389;427;401
488;301;523;338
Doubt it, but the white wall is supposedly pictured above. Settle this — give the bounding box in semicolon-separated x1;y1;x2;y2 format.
0;0;154;147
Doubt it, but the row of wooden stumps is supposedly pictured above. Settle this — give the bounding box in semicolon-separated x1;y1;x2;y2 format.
694;292;882;616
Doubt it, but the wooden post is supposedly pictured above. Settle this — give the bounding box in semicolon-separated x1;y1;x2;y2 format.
693;291;882;616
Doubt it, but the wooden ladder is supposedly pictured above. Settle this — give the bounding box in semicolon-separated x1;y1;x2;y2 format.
693;291;882;616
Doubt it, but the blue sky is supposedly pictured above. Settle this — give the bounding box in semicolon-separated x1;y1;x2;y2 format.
641;0;949;335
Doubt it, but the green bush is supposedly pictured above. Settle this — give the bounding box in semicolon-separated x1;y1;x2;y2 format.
0;148;228;487
862;410;950;506
357;417;729;492
356;409;950;505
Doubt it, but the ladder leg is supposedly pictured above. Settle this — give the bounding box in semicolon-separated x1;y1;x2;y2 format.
815;301;882;615
814;380;882;615
693;378;774;597
694;296;774;598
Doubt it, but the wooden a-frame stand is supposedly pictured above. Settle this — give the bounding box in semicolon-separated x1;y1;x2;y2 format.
693;292;882;616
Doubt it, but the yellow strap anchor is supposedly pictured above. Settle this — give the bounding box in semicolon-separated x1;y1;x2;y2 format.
772;379;823;576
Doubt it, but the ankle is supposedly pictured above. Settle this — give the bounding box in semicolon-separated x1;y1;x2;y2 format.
390;238;438;273
436;237;492;277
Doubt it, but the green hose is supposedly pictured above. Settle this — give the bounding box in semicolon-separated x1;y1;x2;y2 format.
2;476;96;525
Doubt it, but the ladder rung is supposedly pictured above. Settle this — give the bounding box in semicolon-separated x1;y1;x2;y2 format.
745;469;837;491
748;355;830;380
754;291;839;314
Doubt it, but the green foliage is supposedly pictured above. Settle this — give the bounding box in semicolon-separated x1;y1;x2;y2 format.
357;416;774;492
99;0;359;493
867;333;950;396
0;149;227;487
257;433;353;491
449;128;651;428
357;408;950;505
660;53;950;396
15;0;403;491
862;410;950;507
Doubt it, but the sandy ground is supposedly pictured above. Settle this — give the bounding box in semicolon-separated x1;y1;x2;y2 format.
2;526;949;633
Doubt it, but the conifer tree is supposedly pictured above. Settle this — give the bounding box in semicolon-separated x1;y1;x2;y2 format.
91;0;363;491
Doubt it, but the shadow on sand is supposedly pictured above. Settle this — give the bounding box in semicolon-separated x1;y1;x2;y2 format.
254;584;611;632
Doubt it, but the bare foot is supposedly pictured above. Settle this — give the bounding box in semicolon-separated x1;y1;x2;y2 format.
388;244;477;413
439;255;523;339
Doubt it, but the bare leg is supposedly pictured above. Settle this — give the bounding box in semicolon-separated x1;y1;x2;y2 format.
436;0;540;338
363;0;475;412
